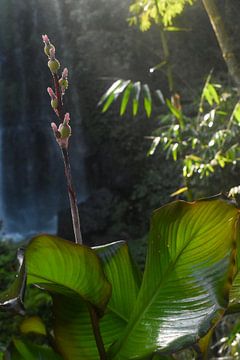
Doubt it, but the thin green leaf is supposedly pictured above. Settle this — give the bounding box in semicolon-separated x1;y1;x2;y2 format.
120;83;133;116
170;186;188;197
132;81;141;116
147;137;161;156
155;89;165;105
171;142;178;161
233;102;240;123
166;98;181;119
164;26;191;31
101;93;116;113
101;80;131;113
208;83;220;104
143;84;152;118
109;197;239;359
98;79;123;106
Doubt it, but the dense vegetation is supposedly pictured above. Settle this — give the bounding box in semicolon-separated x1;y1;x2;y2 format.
1;0;240;358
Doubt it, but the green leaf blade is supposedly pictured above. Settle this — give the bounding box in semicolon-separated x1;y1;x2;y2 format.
132;81;141;116
48;241;140;359
26;235;111;311
110;198;239;359
120;83;133;116
143;84;152;118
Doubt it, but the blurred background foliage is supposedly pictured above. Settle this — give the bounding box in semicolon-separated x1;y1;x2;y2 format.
1;0;240;357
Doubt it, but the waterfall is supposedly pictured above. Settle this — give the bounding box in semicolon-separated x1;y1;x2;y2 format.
0;0;89;240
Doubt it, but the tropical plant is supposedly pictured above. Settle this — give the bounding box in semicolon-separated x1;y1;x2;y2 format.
100;73;240;197
1;36;240;360
1;196;240;359
99;0;240;197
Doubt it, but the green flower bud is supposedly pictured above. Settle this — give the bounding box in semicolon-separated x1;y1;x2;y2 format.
51;98;58;109
59;78;68;90
44;44;55;57
48;59;60;74
59;123;71;139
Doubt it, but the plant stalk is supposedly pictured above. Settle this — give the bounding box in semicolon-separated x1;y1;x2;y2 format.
88;304;107;360
154;0;174;93
52;72;83;245
61;147;83;245
202;0;240;93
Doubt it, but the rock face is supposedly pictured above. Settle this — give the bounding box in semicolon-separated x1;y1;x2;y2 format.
0;0;89;236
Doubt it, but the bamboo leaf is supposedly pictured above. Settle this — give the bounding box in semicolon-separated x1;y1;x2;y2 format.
120;82;133;116
98;79;123;106
132;81;141;116
143;84;152;118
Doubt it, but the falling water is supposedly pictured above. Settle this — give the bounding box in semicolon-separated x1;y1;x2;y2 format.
0;0;89;240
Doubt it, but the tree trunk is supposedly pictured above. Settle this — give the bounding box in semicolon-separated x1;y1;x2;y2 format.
202;0;240;92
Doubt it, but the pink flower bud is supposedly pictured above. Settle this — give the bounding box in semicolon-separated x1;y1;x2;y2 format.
47;87;57;100
42;34;50;44
51;122;58;132
49;47;56;60
62;68;68;79
64;113;70;124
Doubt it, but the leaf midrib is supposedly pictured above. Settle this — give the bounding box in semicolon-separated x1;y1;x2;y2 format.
111;217;234;357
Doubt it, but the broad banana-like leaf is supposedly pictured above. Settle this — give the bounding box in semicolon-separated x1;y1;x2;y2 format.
25;235;111;312
49;241;141;359
0;248;26;315
109;197;239;359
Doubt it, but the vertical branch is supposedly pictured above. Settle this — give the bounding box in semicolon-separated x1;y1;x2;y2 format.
202;0;240;92
154;0;174;93
61;148;83;245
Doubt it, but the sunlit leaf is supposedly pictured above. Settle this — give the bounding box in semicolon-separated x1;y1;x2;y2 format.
132;81;141;116
233;102;240;123
147;137;161;156
143;84;152;117
120;83;133;116
155;89;165;105
109;197;239;359
171;142;178;161
26;235;111;311
166;98;182;123
170;186;188;197
98;79;123;106
164;26;191;31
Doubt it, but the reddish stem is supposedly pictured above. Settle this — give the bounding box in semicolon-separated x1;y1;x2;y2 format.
61;148;83;245
53;73;64;122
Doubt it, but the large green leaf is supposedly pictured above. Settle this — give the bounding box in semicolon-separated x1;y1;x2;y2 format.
109;197;239;359
50;241;141;359
25;235;111;311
